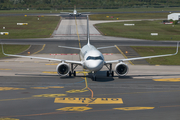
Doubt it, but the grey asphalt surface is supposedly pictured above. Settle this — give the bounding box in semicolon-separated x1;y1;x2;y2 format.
0;15;180;120
0;75;180;120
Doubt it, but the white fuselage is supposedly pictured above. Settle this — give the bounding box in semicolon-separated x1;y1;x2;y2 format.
73;10;77;15
80;44;104;72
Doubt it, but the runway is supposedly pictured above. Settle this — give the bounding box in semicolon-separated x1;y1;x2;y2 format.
0;16;180;120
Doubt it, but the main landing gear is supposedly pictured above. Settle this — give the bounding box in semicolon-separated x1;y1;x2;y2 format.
69;63;78;77
105;63;114;77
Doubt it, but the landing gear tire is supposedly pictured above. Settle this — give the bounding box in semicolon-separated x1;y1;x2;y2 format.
111;71;114;77
107;71;110;77
73;71;76;76
69;71;72;77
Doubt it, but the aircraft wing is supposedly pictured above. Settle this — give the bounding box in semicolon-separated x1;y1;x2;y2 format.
105;42;179;64
1;45;82;65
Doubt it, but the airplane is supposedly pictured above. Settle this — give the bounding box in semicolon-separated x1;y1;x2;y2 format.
60;6;89;16
1;16;179;81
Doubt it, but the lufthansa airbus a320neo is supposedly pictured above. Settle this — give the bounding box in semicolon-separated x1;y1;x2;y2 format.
2;16;179;81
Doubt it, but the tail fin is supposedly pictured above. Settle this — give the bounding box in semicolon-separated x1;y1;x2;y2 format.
87;15;90;45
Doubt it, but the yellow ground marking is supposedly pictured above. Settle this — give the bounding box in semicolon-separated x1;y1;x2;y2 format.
66;71;89;93
0;118;19;120
54;97;123;104
0;68;11;70
153;78;180;82
48;86;64;88
160;105;180;108
66;89;89;93
31;87;49;89
0;97;37;102
43;71;90;75
33;94;66;98
75;16;81;49
45;63;58;65
32;44;46;55
115;45;134;65
42;71;57;74
0;87;25;91
56;106;92;111
76;71;91;74
113;107;154;111
31;86;64;89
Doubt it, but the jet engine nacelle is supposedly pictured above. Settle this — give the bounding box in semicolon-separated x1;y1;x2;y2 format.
56;63;70;76
115;62;129;76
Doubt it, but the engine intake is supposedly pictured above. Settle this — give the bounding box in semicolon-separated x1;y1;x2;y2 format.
115;62;128;76
56;63;70;76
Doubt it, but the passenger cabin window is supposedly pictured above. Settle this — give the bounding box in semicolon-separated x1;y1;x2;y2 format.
86;56;103;60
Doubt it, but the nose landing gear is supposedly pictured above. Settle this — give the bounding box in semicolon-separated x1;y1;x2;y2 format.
92;71;96;81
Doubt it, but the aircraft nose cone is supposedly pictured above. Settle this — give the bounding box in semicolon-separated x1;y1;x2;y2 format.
85;60;103;71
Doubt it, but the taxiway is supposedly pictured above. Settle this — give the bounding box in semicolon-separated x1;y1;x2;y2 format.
0;16;180;120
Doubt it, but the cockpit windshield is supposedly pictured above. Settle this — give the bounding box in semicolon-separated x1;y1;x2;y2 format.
86;56;103;60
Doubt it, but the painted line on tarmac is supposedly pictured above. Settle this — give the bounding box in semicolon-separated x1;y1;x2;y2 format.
56;106;92;111
153;78;180;82
33;94;66;98
114;45;134;65
45;63;58;65
42;71;57;74
54;97;123;104
0;68;11;70
113;107;154;111
32;44;46;55
31;86;64;89
3;104;180;118
159;105;180;108
75;16;81;49
0;118;19;120
0;87;25;91
42;71;90;74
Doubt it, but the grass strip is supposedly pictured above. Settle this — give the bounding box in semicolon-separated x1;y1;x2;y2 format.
95;20;180;41
90;13;168;20
131;46;180;65
0;16;60;39
0;45;30;58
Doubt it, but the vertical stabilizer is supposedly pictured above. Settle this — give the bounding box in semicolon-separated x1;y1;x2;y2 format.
87;15;90;45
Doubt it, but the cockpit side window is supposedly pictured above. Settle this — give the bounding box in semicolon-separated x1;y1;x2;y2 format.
86;56;103;60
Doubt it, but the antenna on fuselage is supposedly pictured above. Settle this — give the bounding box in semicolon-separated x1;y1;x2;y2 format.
87;15;90;45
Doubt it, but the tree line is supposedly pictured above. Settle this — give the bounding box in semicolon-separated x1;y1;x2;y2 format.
1;0;180;10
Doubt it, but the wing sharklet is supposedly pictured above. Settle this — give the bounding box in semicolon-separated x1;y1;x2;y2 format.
105;42;179;64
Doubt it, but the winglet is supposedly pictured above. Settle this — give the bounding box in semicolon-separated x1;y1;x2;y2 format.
1;43;5;55
175;42;179;55
87;15;90;45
